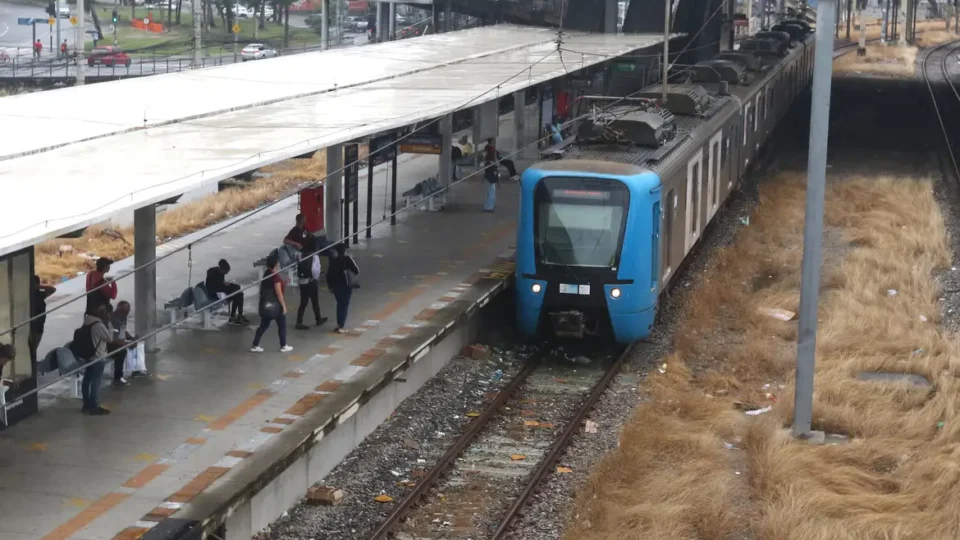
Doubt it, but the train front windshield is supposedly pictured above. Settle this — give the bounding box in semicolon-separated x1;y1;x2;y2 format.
534;177;629;268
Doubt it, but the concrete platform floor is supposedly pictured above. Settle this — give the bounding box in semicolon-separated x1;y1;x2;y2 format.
0;114;530;540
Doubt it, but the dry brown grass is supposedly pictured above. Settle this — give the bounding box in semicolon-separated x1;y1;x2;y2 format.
565;173;959;539
915;28;960;47
35;149;328;283
833;44;919;78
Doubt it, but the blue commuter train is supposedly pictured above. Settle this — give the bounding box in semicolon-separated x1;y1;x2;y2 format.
516;21;815;344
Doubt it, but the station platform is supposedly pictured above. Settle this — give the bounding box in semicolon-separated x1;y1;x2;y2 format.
0;116;526;540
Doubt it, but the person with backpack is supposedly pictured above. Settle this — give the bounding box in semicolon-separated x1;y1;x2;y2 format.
295;236;328;330
326;242;359;334
73;304;124;415
250;254;293;353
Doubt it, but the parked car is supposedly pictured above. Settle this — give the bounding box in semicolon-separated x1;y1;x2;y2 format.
58;5;70;18
240;43;278;61
233;4;250;18
346;15;367;32
87;46;131;67
260;5;274;17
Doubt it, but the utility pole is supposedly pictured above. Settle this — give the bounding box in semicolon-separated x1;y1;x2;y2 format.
882;0;890;40
858;0;866;54
845;0;852;40
389;1;396;40
55;0;60;58
321;0;328;50
192;0;201;67
662;0;670;105
792;0;836;440
76;0;85;86
899;0;907;44
745;0;752;33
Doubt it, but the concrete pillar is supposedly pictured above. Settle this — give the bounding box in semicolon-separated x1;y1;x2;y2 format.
326;145;343;243
603;0;618;33
439;113;453;187
513;90;526;160
134;205;157;352
444;0;451;32
388;2;396;40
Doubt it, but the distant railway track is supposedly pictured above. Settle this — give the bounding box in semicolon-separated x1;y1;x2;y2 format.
922;39;960;184
365;345;628;540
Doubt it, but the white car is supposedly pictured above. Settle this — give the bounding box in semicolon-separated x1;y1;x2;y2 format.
240;43;278;61
260;5;273;17
233;4;250;18
58;5;70;18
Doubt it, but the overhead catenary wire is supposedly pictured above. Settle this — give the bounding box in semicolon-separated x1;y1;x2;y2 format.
6;81;678;404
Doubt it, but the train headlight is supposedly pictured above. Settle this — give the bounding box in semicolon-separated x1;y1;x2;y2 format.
610;288;621;299
531;283;542;294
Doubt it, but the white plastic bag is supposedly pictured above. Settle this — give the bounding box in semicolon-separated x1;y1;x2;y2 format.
124;342;147;373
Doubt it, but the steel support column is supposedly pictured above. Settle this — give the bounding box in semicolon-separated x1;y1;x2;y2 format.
134;205;157;352
439;113;453;188
325;145;343;243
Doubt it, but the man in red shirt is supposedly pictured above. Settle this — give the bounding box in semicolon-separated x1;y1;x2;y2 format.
86;258;118;313
33;40;42;60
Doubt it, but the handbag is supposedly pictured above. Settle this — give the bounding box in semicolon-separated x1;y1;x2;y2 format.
344;257;360;289
259;279;281;318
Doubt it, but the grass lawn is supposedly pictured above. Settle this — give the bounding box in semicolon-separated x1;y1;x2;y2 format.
84;10;321;57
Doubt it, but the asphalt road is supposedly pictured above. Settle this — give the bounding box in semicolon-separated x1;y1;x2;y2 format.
0;1;80;58
0;29;370;78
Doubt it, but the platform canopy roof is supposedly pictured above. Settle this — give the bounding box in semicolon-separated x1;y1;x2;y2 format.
0;24;666;257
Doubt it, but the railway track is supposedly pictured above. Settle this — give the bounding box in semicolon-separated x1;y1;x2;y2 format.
922;39;960;182
365;346;628;540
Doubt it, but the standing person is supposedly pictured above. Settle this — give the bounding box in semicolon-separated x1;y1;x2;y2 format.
85;257;117;313
326;243;359;334
60;40;68;58
250;254;293;353
458;135;474;156
295;237;327;330
30;276;56;366
484;138;519;181
33;39;42;59
283;213;310;252
206;259;249;325
72;304;123;415
483;159;499;212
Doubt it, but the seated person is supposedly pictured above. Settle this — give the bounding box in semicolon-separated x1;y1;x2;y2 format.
206;259;249;325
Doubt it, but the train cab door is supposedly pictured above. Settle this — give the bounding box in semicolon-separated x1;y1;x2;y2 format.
708;131;722;221
684;149;704;256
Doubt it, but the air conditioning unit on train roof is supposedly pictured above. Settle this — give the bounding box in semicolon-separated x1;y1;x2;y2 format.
771;22;805;41
755;30;793;48
576;104;677;147
716;51;761;70
689;59;745;85
636;84;712;116
739;37;787;56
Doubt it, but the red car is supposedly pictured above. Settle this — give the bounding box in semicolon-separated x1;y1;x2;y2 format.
87;46;131;67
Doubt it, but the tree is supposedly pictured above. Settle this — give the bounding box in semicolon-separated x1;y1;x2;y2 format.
258;0;266;30
176;0;182;25
84;1;104;42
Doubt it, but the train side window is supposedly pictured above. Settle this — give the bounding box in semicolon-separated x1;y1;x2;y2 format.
690;162;701;236
664;190;675;273
743;103;752;146
754;93;761;130
766;86;772;117
652;201;661;290
710;134;721;210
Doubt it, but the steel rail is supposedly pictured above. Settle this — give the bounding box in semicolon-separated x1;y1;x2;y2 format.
365;357;541;540
490;344;631;539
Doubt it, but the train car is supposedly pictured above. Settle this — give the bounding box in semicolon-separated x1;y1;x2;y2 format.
516;21;815;344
